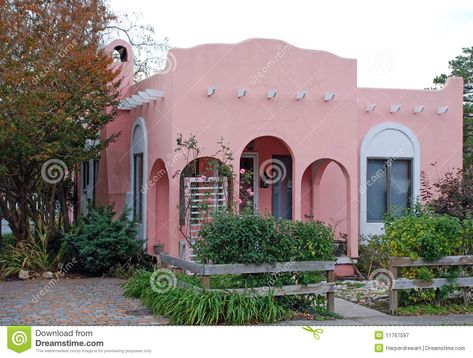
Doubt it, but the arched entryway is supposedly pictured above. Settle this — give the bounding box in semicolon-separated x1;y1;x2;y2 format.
301;159;351;255
147;159;169;255
239;136;294;219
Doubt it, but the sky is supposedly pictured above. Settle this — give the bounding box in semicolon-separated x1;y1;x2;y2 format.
109;0;473;89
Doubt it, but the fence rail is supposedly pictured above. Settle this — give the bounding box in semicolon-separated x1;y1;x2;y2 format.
388;255;473;314
160;253;335;312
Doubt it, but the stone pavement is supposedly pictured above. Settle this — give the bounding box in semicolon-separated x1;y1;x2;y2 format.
0;277;168;325
1;279;472;326
280;298;473;326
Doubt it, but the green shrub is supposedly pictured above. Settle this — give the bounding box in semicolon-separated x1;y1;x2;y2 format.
0;233;14;254
63;207;140;275
383;206;470;307
193;211;333;290
0;230;62;278
384;208;463;260
108;247;156;278
123;270;290;325
461;219;473;255
357;234;389;276
195;211;333;264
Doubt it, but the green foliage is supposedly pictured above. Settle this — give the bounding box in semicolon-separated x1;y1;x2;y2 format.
123;271;290;325
461;219;473;255
108;248;156;279
0;233;14;254
383;206;472;307
384;207;463;261
397;303;473;316
0;230;63;278
357;234;390;276
195;211;333;264
194;211;333;289
63;207;140;275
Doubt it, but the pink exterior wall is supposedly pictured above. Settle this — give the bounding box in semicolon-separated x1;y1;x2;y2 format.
91;38;463;275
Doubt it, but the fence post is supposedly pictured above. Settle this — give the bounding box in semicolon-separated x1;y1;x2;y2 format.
326;270;335;313
389;259;398;315
200;275;211;290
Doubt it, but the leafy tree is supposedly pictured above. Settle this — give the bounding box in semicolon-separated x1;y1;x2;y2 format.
0;0;122;242
434;47;473;167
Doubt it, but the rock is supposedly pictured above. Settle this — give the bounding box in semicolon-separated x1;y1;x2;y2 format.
18;270;30;280
42;271;54;279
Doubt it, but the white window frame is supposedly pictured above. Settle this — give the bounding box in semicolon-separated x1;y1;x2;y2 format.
360;123;420;236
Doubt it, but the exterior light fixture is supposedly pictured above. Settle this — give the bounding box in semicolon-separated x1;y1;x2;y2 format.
296;91;307;100
324;92;335;101
437;106;448;114
238;88;247;98
267;89;277;99
390;104;401;113
366;104;376;112
207;87;216;96
414;105;424;114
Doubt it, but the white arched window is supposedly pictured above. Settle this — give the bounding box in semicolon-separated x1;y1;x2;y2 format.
360;123;420;236
130;118;148;241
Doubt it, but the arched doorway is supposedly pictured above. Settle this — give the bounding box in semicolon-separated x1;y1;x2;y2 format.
147;159;169;255
301;159;351;255
239;136;294;219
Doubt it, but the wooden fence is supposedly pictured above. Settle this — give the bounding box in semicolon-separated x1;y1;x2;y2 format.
389;255;473;314
160;253;336;312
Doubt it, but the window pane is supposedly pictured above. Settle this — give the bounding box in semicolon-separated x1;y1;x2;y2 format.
390;160;411;217
367;159;387;221
133;154;143;222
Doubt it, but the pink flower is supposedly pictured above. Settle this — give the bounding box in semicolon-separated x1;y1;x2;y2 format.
208;197;214;203
249;191;255;197
240;168;246;174
237;198;243;204
247;188;254;196
200;175;207;180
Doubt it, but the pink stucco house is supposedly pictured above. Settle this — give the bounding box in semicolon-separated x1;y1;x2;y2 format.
79;38;463;276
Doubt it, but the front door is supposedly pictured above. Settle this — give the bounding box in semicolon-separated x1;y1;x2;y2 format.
271;155;292;219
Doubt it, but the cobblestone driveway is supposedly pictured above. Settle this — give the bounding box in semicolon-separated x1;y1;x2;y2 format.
0;277;167;325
